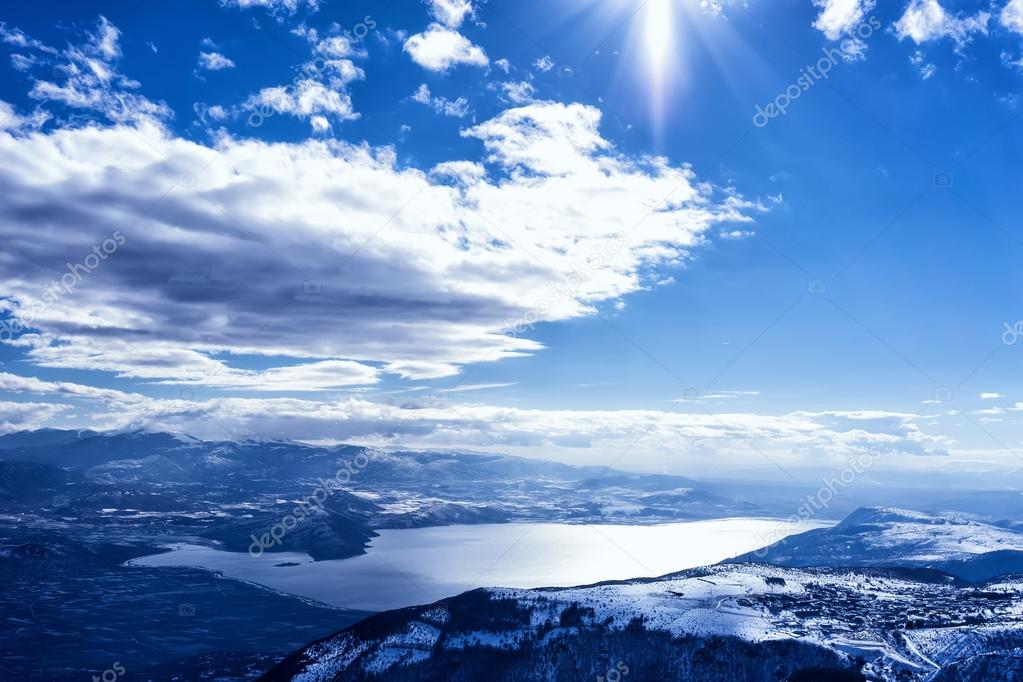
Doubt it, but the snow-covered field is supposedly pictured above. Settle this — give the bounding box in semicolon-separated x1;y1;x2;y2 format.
277;563;1023;681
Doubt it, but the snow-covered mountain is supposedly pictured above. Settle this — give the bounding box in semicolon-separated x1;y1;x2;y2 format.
732;507;1023;581
0;429;761;535
264;563;1023;681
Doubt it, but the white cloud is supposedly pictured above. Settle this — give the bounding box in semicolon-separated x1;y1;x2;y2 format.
9;53;35;71
0;102;757;389
198;51;236;70
0;369;950;470
410;83;472;117
0;371;143;403
893;0;989;47
426;0;474;28
1002;0;1023;35
0;22;57;54
976;402;1023;415
812;0;875;39
313;35;365;59
462;101;608;175
980;392;1005;400
438;382;516;393
675;390;760;401
497;81;536;105
909;49;937;78
310;114;330;132
6;16;171;124
0;400;69;432
169;360;380;390
0;100;48;132
238;26;367;129
494;58;512;73
533;55;554;72
219;0;318;16
429;160;487;184
246;78;359;126
404;24;488;71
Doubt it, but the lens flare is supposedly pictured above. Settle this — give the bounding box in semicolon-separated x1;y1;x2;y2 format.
643;0;676;139
645;0;674;74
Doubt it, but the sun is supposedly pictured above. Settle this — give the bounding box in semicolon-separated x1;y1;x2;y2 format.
642;0;679;139
644;0;675;76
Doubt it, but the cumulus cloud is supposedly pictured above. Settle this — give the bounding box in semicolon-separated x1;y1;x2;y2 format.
410;83;472;117
404;24;488;71
1002;0;1023;35
893;0;989;47
462;101;608;175
496;81;536;105
0;101;756;389
533;55;554;72
198;51;236;70
239;26;367;130
426;0;474;28
812;0;875;40
246;78;359;125
811;0;879;59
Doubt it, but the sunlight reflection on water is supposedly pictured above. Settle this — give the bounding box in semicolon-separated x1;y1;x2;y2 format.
131;518;832;611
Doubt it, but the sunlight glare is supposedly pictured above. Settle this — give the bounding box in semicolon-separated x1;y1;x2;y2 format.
645;0;674;75
643;0;676;139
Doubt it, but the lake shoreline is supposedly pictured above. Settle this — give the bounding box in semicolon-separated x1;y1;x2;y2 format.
130;517;834;612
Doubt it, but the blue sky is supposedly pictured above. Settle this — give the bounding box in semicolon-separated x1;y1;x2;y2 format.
0;0;1022;479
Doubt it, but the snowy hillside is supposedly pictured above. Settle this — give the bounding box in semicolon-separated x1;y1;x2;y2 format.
733;507;1023;581
265;563;1023;681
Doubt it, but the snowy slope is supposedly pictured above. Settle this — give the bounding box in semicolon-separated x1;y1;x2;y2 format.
265;563;1023;681
733;507;1023;581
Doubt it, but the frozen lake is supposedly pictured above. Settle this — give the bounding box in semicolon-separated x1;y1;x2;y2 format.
131;518;831;611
